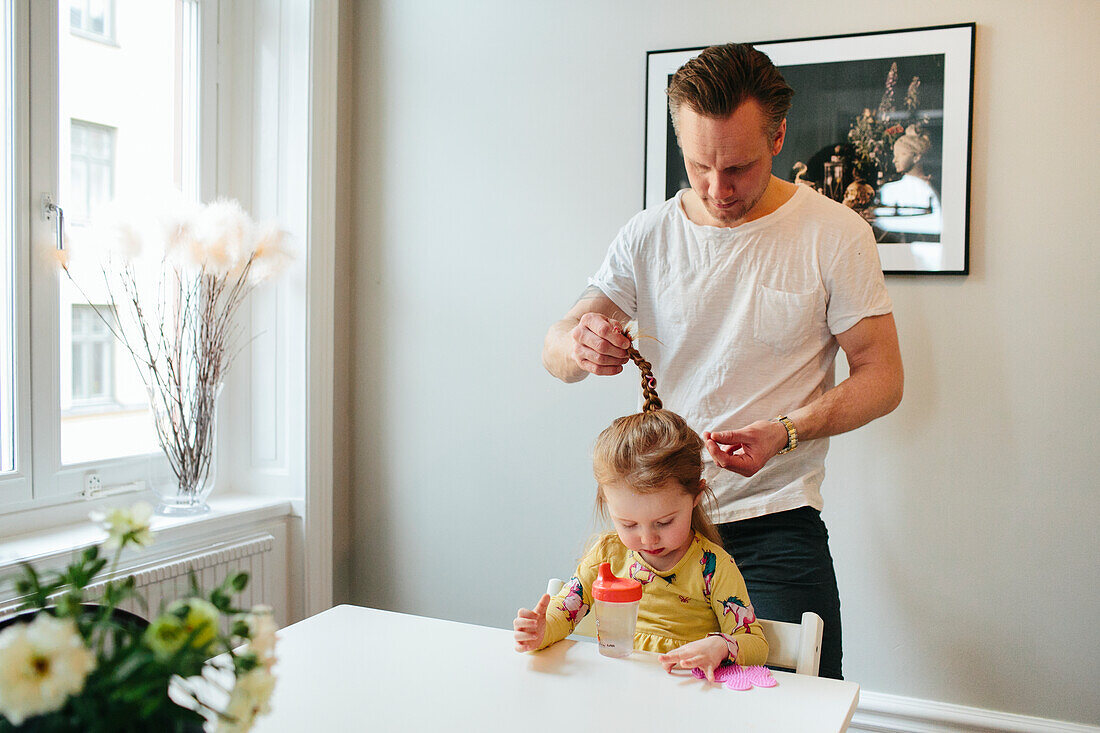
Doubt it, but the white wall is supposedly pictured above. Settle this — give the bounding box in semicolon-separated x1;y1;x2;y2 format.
335;0;1100;726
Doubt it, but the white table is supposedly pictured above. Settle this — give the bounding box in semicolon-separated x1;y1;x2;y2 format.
252;604;859;732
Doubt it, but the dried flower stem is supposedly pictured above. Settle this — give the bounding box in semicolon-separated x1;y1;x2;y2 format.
63;247;264;504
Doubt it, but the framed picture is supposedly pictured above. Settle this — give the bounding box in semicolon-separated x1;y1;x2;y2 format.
645;23;975;275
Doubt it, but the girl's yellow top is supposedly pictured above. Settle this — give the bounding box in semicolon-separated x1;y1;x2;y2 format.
539;532;769;665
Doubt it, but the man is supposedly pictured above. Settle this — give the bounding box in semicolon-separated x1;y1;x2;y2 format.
541;43;903;679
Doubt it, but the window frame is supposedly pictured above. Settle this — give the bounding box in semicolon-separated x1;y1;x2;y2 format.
0;0;31;504
0;0;13;474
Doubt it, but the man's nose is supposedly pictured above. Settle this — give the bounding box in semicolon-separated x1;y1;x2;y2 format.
709;174;733;201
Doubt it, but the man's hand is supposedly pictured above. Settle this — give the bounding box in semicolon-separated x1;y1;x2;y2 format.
658;636;732;681
513;593;551;652
542;287;630;383
569;313;631;376
704;314;903;477
703;419;789;477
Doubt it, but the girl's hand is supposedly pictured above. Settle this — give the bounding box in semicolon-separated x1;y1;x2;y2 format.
658;636;732;681
513;593;551;652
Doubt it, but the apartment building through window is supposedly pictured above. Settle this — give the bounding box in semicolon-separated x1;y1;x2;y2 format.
69;120;115;224
70;0;115;43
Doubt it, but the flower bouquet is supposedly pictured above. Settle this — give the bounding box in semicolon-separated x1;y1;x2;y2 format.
846;61;929;187
58;198;290;515
0;503;277;732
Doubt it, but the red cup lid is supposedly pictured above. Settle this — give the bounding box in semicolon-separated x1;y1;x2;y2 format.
591;562;642;602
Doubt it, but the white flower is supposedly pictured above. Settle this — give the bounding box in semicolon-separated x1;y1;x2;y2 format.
245;224;292;285
90;501;154;550
240;606;278;668
0;614;96;725
188;198;253;276
216;667;276;733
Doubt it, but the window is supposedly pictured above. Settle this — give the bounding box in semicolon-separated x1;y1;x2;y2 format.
69;0;114;44
0;0;211;509
56;0;201;468
68;120;115;224
70;304;114;403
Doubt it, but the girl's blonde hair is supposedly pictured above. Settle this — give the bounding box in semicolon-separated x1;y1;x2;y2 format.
592;335;721;545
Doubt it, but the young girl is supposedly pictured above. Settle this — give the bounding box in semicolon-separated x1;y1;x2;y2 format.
513;335;768;680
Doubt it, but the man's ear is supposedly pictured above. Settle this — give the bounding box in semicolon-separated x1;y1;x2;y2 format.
771;118;787;156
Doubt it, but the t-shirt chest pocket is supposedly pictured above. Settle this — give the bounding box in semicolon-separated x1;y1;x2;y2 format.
752;285;820;354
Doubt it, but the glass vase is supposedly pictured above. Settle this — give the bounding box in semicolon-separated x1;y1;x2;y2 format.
145;380;223;516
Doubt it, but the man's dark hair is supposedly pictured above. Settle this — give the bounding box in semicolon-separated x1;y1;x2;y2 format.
667;43;794;137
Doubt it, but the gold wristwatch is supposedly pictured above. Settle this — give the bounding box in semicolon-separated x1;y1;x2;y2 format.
774;415;798;454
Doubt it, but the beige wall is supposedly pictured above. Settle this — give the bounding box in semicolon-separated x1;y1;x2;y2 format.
334;0;1100;725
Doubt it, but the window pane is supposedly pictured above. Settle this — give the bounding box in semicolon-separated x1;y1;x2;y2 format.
69;120;114;224
59;0;198;465
70;0;114;42
1;0;15;474
70;304;114;405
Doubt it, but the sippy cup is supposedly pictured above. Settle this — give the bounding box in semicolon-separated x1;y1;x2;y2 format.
591;562;642;658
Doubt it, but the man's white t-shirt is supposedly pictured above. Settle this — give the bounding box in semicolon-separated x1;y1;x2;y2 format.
589;185;893;523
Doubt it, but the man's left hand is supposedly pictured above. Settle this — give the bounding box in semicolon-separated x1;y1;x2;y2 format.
703;420;789;477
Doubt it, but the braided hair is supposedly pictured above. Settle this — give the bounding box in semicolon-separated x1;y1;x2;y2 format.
620;321;662;412
627;345;662;412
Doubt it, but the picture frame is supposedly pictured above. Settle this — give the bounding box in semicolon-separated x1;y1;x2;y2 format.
645;23;975;275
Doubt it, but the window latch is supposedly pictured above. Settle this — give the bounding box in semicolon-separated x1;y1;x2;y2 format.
41;193;65;251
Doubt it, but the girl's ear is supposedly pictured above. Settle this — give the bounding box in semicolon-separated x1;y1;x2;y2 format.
693;479;707;507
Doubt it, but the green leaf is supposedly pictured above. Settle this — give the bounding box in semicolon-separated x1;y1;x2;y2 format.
230;572;249;592
210;589;230;611
236;652;259;674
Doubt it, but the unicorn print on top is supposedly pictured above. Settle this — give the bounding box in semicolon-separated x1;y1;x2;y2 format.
629;560;657;585
558;576;590;626
719;596;757;635
700;549;717;600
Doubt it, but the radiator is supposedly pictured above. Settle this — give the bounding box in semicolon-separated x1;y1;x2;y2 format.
90;534;276;620
1;534;275;622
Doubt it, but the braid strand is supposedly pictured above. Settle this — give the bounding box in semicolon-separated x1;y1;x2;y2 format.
627;346;663;411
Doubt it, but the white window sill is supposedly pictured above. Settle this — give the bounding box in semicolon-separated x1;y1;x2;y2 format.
0;493;296;571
